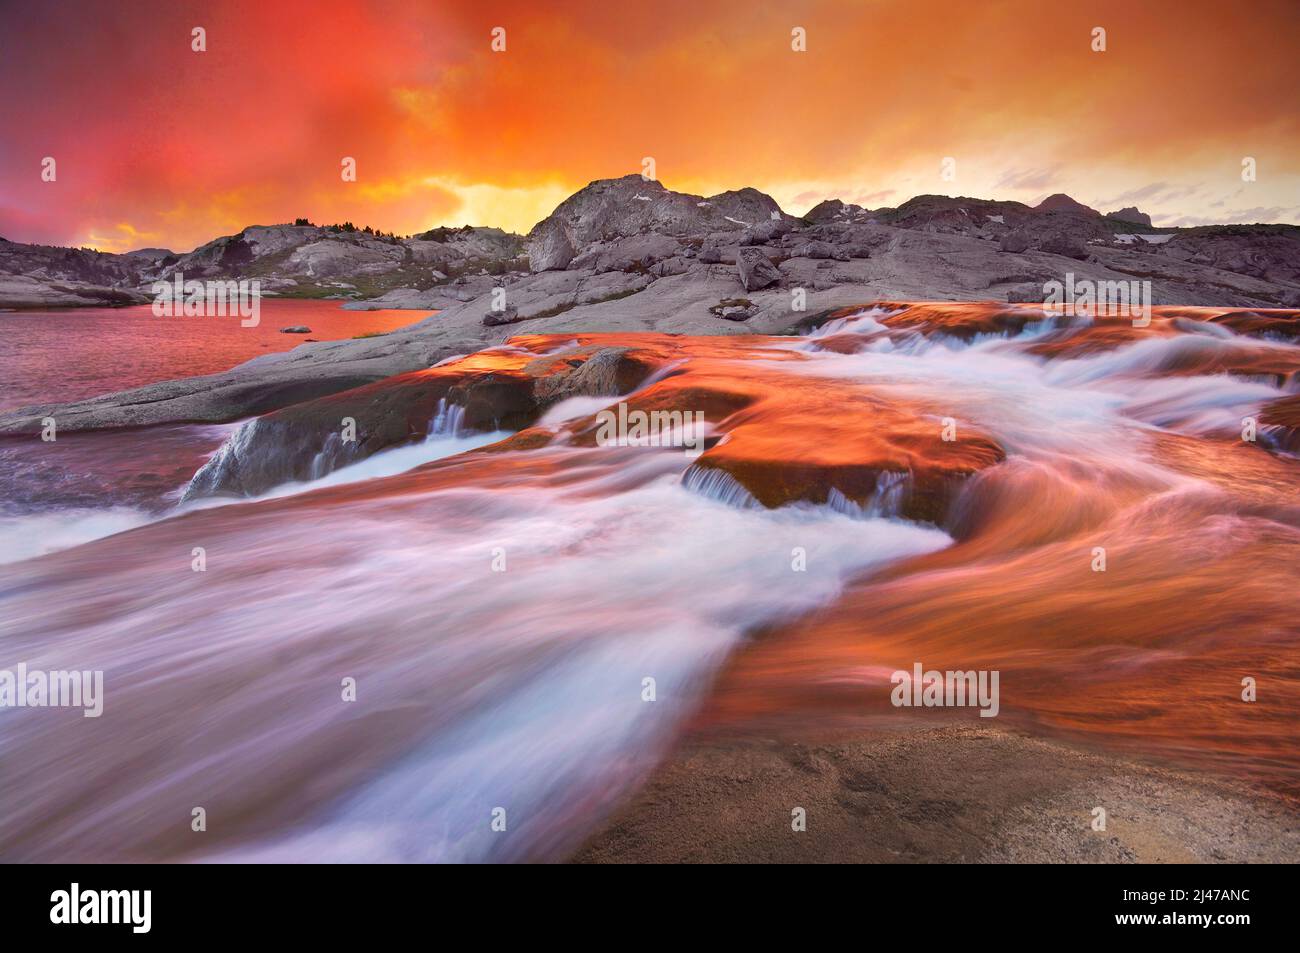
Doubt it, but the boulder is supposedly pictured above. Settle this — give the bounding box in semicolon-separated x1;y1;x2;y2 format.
749;220;789;243
736;247;781;291
1038;234;1089;260
999;231;1031;254
482;305;519;327
279;326;311;333
790;240;835;260
709;298;758;321
527;220;575;272
528;347;657;405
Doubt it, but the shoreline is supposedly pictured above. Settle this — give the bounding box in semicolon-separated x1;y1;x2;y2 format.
572;720;1300;863
0;291;401;312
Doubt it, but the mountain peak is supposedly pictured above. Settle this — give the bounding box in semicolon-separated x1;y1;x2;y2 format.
1108;206;1153;227
1034;193;1100;216
525;177;789;271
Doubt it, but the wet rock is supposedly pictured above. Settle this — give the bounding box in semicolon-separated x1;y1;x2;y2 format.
183;360;537;500
446;373;538;432
687;389;1005;523
279;325;311;334
1261;394;1300;453
181;371;451;500
528;347;657;405
182;340;667;500
876;302;1044;340
1208;308;1300;340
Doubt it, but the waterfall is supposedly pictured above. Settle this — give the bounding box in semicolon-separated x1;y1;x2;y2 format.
680;464;760;509
826;471;910;519
429;398;467;439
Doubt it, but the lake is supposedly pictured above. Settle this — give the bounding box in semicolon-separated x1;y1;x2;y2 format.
0;299;432;412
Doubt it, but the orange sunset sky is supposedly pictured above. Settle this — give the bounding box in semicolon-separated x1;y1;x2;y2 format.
1;0;1297;253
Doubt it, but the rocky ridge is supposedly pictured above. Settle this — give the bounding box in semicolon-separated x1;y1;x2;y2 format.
2;177;1298;434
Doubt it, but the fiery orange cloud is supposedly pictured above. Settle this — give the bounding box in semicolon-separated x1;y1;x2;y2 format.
1;0;1296;252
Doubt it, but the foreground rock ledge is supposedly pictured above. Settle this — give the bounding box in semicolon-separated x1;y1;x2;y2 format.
182;330;1008;520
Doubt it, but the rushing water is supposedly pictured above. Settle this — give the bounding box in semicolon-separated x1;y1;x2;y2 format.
0;302;1297;861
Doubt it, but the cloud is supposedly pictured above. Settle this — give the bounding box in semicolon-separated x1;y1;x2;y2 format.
1097;182;1204;209
993;166;1064;192
1;0;1298;249
1164;206;1300;227
852;189;897;206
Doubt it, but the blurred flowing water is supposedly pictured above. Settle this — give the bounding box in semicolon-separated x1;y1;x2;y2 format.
1;303;1297;861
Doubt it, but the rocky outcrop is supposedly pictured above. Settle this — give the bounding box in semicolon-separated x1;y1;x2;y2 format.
0;275;148;308
1161;226;1300;285
3;180;1297;316
0;222;528;309
0;241;155;307
877;195;1028;235
529;176;671;244
804;198;872;225
1109;206;1153;227
521;175;795;277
